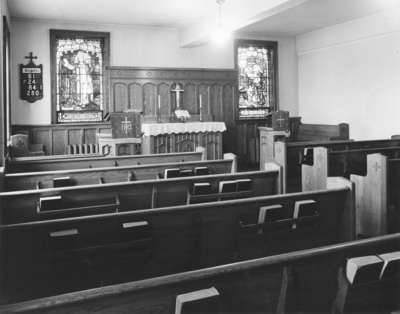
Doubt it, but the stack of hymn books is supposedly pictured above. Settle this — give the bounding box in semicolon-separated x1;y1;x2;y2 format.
39;195;62;211
292;200;318;229
53;176;72;188
345;251;400;284
192;182;212;195
218;179;253;193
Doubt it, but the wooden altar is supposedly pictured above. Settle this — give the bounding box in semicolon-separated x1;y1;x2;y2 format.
141;122;226;160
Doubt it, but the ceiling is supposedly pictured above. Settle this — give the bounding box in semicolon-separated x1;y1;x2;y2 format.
8;0;218;27
239;0;400;36
8;0;400;36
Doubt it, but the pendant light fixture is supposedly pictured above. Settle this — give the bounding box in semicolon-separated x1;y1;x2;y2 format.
211;0;230;43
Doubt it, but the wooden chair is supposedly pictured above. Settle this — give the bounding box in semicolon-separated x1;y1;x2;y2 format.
9;134;44;157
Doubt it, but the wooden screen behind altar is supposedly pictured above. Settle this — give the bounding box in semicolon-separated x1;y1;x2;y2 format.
106;67;237;128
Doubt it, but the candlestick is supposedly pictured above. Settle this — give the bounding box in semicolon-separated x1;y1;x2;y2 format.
157;95;161;122
199;94;203;122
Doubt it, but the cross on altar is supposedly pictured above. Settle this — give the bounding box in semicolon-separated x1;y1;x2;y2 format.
171;84;184;109
25;52;37;64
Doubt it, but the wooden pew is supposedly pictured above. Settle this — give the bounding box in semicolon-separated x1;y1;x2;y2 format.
0;178;354;302
292;121;349;141
6;147;206;173
302;148;400;238
0;168;281;224
272;138;400;192
3;154;237;191
1;232;397;314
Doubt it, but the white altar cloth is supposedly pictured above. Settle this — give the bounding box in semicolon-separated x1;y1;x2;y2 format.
141;122;226;137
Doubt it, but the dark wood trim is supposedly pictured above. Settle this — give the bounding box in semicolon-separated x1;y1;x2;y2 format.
49;29;110;124
2;16;11;164
234;39;279;117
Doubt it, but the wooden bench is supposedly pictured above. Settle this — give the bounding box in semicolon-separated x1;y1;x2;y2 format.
292;121;349;141
1;232;397;314
302;148;400;237
3;154;237;191
6;147;206;173
0;178;354;302
271;138;400;192
0;168;282;224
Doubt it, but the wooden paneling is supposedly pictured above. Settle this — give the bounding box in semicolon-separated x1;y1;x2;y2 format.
107;67;238;155
12;123;111;155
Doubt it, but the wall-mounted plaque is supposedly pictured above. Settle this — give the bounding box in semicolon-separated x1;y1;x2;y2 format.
20;52;43;103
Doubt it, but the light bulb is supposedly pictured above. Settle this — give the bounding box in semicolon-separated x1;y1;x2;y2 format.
210;26;231;44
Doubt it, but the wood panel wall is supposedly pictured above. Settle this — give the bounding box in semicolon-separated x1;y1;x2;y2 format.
12;68;245;158
107;67;238;154
106;67;237;123
12;123;111;155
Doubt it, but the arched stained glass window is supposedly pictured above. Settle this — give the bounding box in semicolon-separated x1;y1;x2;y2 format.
50;30;110;123
235;40;277;119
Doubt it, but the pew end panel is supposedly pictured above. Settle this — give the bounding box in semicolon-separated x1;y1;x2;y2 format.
195;146;206;161
302;147;329;192
388;159;400;233
0;167;4;302
262;161;283;194
327;177;356;241
222;153;237;173
350;153;387;238
272;141;287;193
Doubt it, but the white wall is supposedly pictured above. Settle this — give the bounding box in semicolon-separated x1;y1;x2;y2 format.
297;8;400;140
11;19;298;125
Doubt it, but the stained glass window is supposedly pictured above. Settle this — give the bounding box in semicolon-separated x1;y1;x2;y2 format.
236;40;277;119
50;30;110;123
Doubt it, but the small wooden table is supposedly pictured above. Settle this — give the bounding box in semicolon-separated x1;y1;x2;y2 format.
97;133;141;156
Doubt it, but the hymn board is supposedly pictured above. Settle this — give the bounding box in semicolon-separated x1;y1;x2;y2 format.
20;52;44;103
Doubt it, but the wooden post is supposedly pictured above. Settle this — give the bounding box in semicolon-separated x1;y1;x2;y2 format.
327;177;356;241
302;147;329;192
223;153;237;173
274;141;287;193
350;153;387;237
276;266;295;314
195;146;206;160
263;162;283;194
0;167;4;302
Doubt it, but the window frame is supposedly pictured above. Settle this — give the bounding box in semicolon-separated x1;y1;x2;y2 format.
234;39;278;120
50;29;110;124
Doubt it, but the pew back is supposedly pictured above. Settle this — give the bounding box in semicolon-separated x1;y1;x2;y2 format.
6;148;206;173
1;182;354;302
4;157;236;191
0;169;281;224
2;232;397;314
